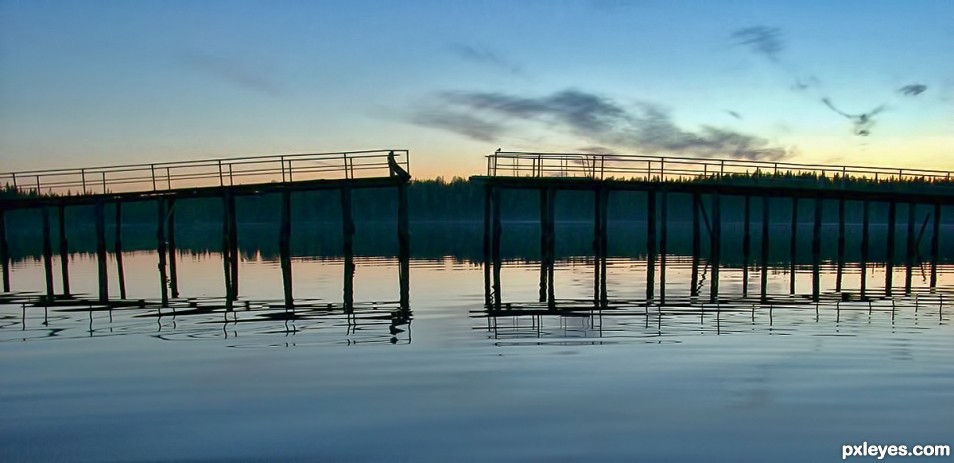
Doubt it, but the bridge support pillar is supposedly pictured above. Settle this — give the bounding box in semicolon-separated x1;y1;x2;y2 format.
58;204;70;297
114;202;126;299
836;197;846;293
483;184;492;306
491;186;502;310
812;196;822;302
886;200;897;296
789;197;798;295
42;206;54;301
538;188;555;307
690;193;700;297
280;189;293;310
760;195;770;302
931;203;941;288
660;190;668;305
341;186;354;313
157;197;168;307
397;181;410;310
167;198;178;299
0;208;8;293
646;190;656;303
861;199;870;298
95;200;108;303
905;202;916;294
709;193;721;303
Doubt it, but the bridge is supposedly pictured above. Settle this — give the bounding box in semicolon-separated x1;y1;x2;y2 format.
473;150;954;310
0;149;411;311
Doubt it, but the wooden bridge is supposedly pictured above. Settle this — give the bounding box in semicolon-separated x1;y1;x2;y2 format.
0;149;411;311
474;150;954;310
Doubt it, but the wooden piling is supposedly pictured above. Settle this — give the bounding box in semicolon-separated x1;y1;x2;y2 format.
546;188;556;308
42;207;54;299
221;193;233;304
599;188;608;306
646;190;657;302
398;181;410;309
690;193;700;297
114;202;126;299
760;195;769;302
861;200;870;297
157;197;168;307
930;203;941;287
886;200;897;296
227;192;239;299
57;204;70;297
710;193;721;303
341;186;355;313
659;190;668;304
95;200;108;303
280;189;293;310
812;196;822;302
167;198;178;298
789;197;798;295
0;208;8;292
491;186;502;310
836;197;846;292
539;189;548;303
483;184;492;306
905;202;916;294
742;195;751;297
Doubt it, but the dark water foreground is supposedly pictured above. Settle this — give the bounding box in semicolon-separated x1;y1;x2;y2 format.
2;224;953;462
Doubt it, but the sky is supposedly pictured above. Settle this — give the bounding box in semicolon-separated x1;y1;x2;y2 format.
1;0;952;179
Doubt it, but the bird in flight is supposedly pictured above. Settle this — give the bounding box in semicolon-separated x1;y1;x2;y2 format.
821;98;886;136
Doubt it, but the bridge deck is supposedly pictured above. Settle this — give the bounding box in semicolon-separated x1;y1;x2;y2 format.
475;151;954;202
0;149;410;209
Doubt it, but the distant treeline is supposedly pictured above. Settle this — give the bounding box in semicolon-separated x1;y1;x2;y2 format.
2;175;953;261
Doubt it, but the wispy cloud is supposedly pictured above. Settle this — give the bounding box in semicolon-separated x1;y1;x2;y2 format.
412;89;790;161
730;26;784;62
448;43;523;75
176;51;281;96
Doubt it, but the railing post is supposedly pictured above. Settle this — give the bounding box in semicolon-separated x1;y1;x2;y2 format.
81;169;87;194
287;159;293;181
166;167;171;190
720;160;725;177
102;171;107;194
280;156;286;183
218;160;224;187
35;175;41;195
660;157;665;181
151;164;157;191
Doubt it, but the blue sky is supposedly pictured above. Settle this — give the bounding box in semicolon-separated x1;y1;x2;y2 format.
1;0;952;178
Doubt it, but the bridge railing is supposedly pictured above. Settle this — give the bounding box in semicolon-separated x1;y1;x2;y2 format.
486;151;954;187
0;149;409;197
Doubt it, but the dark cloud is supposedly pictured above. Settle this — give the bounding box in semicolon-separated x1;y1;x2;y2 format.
730;26;784;62
448;44;522;75
724;110;742;120
898;83;928;96
413;89;790;161
411;109;504;142
176;52;281;96
821;97;887;136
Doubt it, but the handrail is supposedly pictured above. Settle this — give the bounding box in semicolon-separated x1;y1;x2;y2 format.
0;149;410;197
484;151;954;189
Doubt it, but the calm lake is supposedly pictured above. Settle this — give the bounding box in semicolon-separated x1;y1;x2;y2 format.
2;222;953;462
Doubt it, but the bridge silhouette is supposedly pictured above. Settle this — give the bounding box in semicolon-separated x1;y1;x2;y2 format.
2;149;954;322
0;149;411;313
473;151;954;311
